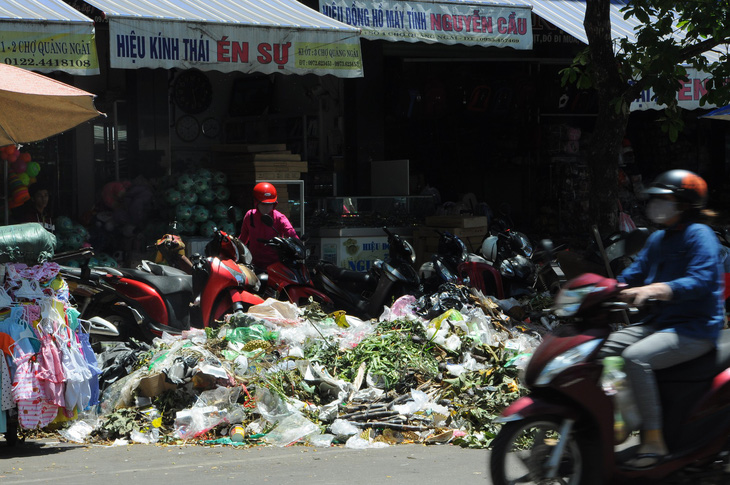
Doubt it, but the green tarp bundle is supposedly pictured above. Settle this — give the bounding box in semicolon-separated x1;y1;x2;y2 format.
0;223;56;265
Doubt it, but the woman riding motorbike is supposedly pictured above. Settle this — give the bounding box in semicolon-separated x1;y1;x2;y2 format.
598;169;725;469
238;182;298;273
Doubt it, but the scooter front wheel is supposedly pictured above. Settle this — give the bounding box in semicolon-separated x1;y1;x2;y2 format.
490;417;600;485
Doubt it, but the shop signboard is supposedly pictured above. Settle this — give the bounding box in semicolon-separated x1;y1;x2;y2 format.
0;12;99;75
630;68;717;111
319;0;532;50
108;19;363;78
322;235;411;272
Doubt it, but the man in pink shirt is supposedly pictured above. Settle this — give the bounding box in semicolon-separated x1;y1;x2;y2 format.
239;182;298;272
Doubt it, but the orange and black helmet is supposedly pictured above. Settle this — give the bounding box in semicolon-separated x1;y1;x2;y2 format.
644;169;708;209
253;182;277;204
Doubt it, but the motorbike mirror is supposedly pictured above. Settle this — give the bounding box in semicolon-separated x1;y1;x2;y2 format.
538;239;555;262
261;214;274;227
226;206;237;223
260;213;282;237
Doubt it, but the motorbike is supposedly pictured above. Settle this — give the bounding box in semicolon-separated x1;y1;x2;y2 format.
61;228;264;342
490;272;730;484
481;227;567;298
257;214;333;307
419;230;503;296
312;226;421;320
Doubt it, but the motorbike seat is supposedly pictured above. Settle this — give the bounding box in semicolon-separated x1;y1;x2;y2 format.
60;265;115;281
318;262;376;291
116;267;193;297
656;329;730;382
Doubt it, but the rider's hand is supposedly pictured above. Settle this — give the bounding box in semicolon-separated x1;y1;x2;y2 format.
619;283;673;306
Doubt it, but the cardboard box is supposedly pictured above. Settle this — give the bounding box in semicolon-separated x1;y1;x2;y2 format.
137;373;178;397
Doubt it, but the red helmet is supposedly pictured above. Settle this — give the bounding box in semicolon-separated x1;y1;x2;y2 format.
253;182;277;204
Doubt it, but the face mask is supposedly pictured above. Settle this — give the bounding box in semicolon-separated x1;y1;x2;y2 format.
258;203;274;215
646;198;679;225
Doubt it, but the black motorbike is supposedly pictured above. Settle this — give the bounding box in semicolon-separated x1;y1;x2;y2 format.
311;227;421;320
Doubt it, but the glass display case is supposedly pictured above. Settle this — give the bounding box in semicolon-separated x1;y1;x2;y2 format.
308;195;436;271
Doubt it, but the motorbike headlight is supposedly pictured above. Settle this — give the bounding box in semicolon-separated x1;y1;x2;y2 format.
499;259;515;277
535;339;603;386
288;239;306;260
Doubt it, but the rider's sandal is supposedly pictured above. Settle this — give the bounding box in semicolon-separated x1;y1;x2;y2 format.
620;452;667;470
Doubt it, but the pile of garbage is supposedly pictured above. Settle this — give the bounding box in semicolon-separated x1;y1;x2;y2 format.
57;285;555;449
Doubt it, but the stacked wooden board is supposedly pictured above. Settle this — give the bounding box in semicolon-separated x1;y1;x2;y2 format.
212;143;308;184
413;215;489;267
212;143;307;218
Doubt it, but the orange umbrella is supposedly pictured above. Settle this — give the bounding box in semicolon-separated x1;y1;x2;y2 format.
0;63;103;146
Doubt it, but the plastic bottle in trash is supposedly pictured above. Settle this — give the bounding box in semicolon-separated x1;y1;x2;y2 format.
601;356;640;442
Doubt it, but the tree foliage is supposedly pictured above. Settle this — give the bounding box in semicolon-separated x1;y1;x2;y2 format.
561;0;730;234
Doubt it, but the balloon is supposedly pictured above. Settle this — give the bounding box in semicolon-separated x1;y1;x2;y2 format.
55;216;74;232
13;160;27;173
73;223;90;240
19;152;31;163
7;152;18;163
17;173;29;186
165;188;182;205
199;220;218;237
102;181;126;209
195;168;212;180
213;185;230;201
177;173;194;191
191;205;209;223
8;187;29;208
193;176;209;193
212;203;228;220
217;220;236;235
212;171;227;185
26;161;40;178
199;188;215;205
176;204;192;222
182;220;198;234
182;191;198;205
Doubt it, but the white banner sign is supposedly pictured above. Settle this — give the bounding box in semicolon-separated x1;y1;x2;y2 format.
631;68;716;111
319;0;532;49
109;19;363;78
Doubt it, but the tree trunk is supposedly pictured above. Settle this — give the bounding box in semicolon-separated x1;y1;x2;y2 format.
583;0;631;236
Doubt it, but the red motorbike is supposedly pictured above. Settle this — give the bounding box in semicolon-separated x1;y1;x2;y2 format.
490;272;730;484
257;215;333;307
62;229;264;342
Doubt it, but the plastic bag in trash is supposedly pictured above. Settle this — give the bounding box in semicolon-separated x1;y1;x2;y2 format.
330;419;359;439
345;434;389;449
225;324;278;345
58;420;95;443
262;412;320;447
173;405;227;440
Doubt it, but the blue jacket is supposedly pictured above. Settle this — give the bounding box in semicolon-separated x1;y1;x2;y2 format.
618;223;725;341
